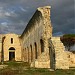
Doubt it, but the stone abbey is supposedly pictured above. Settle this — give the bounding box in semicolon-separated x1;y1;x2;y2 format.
0;6;75;69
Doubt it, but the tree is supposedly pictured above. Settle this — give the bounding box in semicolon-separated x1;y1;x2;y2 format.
60;34;75;51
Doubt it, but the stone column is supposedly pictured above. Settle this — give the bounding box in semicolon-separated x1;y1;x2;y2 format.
26;49;28;62
32;45;35;61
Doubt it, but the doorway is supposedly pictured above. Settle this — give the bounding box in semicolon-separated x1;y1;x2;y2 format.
9;47;15;61
9;52;15;61
40;39;44;53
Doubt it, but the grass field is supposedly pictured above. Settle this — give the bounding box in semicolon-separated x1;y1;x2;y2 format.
0;61;75;75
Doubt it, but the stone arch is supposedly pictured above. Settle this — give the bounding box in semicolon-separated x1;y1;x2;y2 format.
22;49;24;61
24;48;26;61
27;47;29;62
40;39;44;53
9;47;15;50
30;45;33;62
34;42;37;59
24;47;28;62
26;47;28;62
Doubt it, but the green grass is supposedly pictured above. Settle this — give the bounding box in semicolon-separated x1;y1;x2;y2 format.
3;61;30;68
0;61;75;75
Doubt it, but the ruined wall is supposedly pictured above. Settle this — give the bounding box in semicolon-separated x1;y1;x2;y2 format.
0;6;74;69
3;33;21;61
20;6;52;68
20;6;75;69
49;37;69;69
49;37;75;69
66;51;75;68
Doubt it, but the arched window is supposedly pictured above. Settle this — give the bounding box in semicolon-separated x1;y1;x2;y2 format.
30;45;33;62
40;39;44;53
27;47;29;62
11;38;13;44
34;42;37;59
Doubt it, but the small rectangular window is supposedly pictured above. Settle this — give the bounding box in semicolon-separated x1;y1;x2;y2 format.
11;38;13;44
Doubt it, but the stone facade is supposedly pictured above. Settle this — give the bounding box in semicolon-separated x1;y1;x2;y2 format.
0;6;75;69
3;33;21;61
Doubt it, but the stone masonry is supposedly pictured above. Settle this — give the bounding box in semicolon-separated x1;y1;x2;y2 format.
0;6;75;69
49;37;69;69
20;6;52;68
3;33;21;61
20;6;75;69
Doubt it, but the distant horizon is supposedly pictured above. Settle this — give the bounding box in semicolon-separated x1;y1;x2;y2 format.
0;32;75;37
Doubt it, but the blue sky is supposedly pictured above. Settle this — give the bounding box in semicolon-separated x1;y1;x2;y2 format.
0;0;74;36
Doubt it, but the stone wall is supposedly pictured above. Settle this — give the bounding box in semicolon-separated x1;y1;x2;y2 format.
0;34;2;62
66;51;75;68
3;33;21;61
49;37;69;69
20;6;52;68
49;37;75;69
20;6;75;69
0;6;74;69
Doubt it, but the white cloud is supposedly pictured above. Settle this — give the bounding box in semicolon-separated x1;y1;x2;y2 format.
0;8;17;18
0;7;10;17
20;7;27;12
1;22;8;28
1;22;7;25
5;12;11;16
